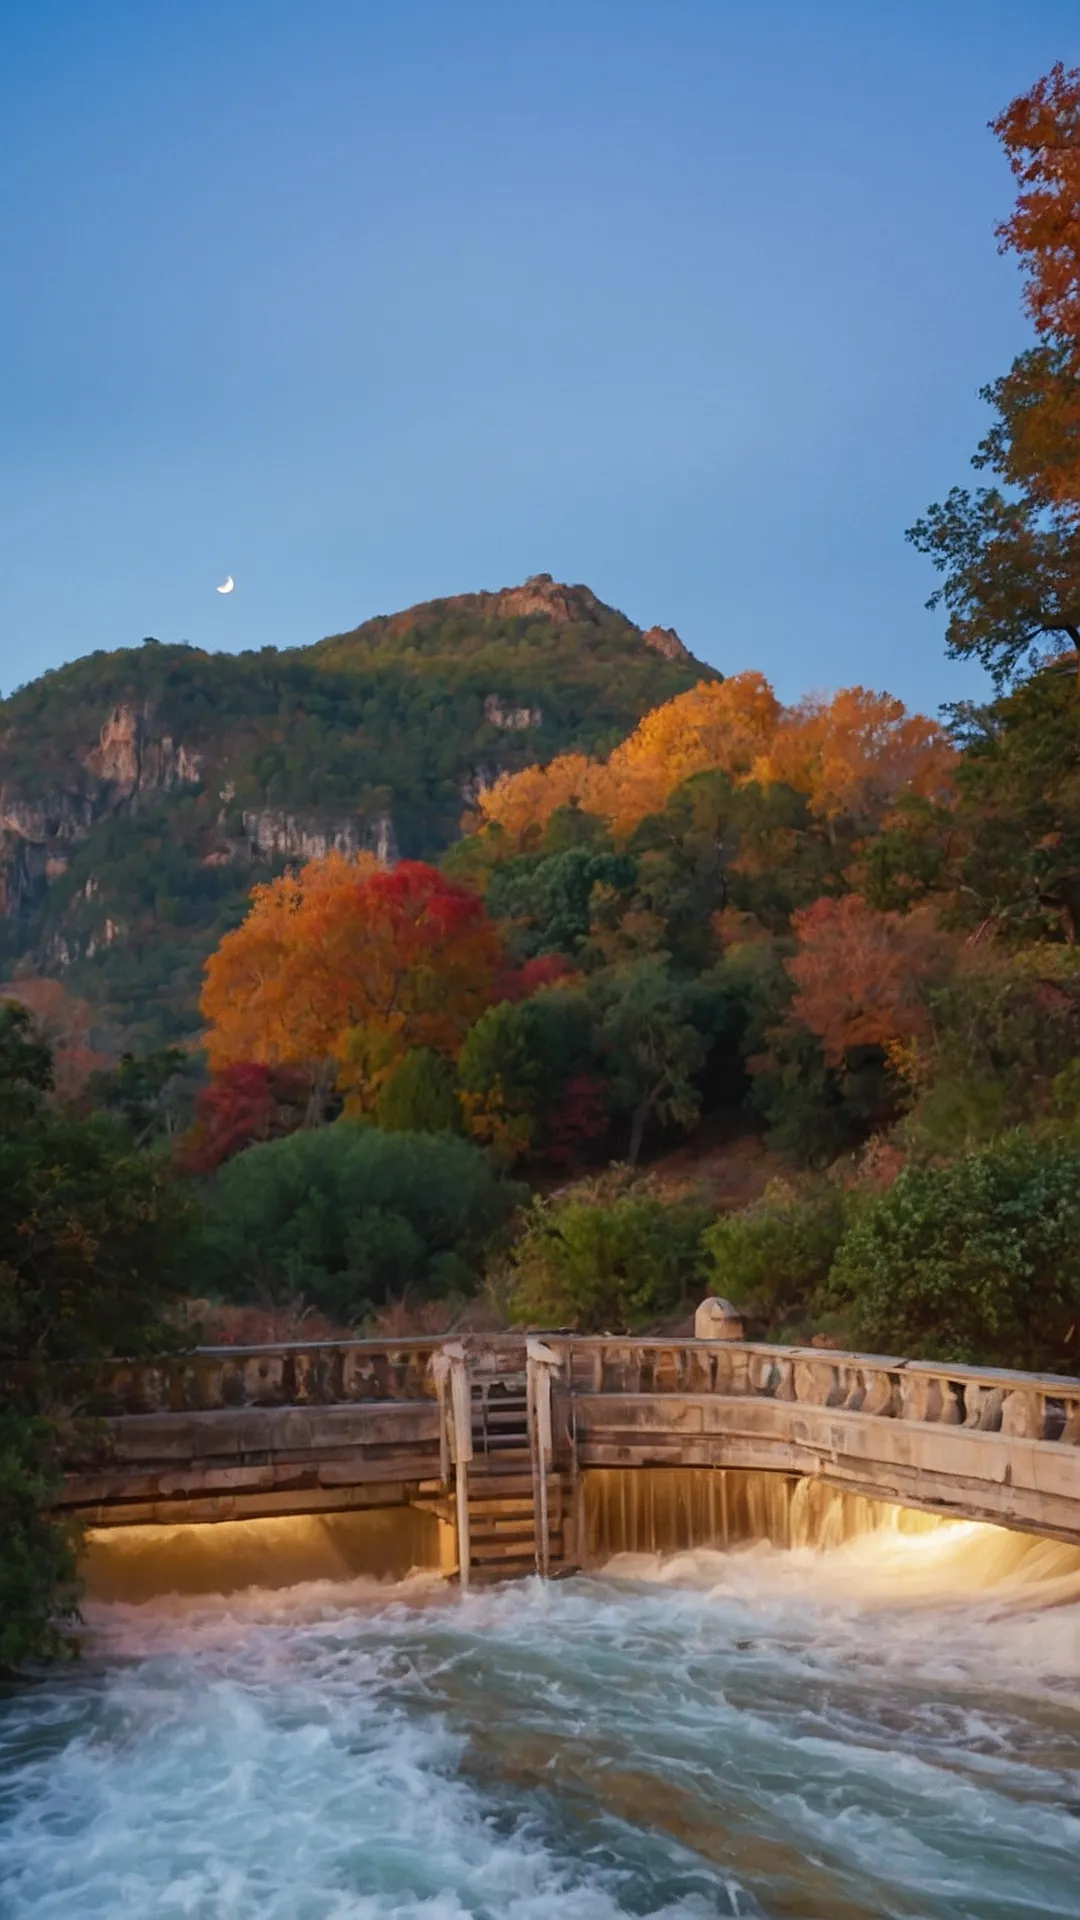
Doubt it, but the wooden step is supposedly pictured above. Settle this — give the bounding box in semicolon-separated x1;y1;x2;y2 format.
468;1472;563;1494
470;1515;563;1541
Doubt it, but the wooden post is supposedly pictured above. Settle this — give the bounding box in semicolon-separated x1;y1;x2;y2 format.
527;1339;560;1577
430;1341;473;1592
455;1455;471;1592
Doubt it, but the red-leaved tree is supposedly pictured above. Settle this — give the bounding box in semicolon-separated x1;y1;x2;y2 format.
178;1062;309;1174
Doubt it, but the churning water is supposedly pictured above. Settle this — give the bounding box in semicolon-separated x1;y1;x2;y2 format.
2;1478;1080;1919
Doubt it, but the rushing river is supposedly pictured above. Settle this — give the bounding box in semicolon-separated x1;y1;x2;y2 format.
2;1504;1080;1919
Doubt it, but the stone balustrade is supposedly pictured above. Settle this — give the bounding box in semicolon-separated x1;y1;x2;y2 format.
66;1337;443;1418
547;1337;1080;1445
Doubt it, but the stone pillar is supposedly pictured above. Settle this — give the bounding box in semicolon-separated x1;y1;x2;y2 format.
694;1296;744;1341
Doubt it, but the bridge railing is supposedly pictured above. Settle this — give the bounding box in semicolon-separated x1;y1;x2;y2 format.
545;1337;1080;1445
68;1338;446;1416
69;1332;1080;1447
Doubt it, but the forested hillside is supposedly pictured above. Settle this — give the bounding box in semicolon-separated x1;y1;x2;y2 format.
0;575;707;1045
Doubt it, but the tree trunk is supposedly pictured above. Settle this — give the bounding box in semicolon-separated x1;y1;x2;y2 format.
627;1098;648;1166
305;1059;335;1128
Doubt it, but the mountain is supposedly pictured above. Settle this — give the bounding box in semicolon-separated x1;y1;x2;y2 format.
0;575;712;1046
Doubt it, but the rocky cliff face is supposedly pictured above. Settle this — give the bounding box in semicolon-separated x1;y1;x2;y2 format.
83;703;203;795
0;702;205;926
240;808;399;865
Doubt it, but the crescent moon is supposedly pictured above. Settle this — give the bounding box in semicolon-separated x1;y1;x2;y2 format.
216;576;235;594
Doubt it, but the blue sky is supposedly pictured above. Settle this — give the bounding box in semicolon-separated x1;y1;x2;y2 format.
2;0;1077;711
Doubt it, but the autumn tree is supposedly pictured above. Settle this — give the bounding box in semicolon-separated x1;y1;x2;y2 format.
909;64;1080;684
992;62;1080;512
754;689;955;830
785;895;954;1071
178;1063;309;1174
201;855;501;1107
475;674;945;854
477;676;782;846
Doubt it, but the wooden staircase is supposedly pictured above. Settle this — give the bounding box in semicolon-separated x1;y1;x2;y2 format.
468;1371;567;1584
418;1358;570;1586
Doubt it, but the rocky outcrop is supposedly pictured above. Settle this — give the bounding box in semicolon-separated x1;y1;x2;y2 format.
483;694;542;731
488;573;608;626
641;625;691;663
83;704;202;796
85;917;122;958
0;835;51;918
459;763;499;808
361;573;700;658
0;794;95;845
241;809;398;866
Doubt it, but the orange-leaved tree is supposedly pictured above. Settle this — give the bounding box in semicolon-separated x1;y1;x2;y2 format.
995;64;1080;362
753;687;956;831
475;673;949;848
785;895;956;1069
201;854;502;1107
477;674;783;846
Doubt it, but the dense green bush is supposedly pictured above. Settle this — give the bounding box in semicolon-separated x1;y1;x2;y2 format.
203;1124;523;1321
508;1187;711;1332
826;1131;1080;1369
702;1181;848;1336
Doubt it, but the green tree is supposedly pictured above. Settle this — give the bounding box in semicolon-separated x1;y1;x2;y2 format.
0;1002;194;1670
509;1188;710;1332
826;1131;1080;1368
203;1124;523;1322
907;946;1080;1156
702;1182;848;1337
593;958;707;1164
485;845;636;960
87;1046;202;1145
374;1048;461;1135
457;989;601;1165
907;484;1080;689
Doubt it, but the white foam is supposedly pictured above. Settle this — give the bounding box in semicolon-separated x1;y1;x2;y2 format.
1;1538;1079;1919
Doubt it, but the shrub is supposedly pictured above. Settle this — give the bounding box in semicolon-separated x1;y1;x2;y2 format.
702;1181;848;1336
508;1188;711;1332
826;1130;1080;1369
202;1124;523;1322
374;1049;461;1135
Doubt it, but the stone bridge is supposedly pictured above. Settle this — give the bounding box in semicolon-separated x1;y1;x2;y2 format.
58;1314;1080;1586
